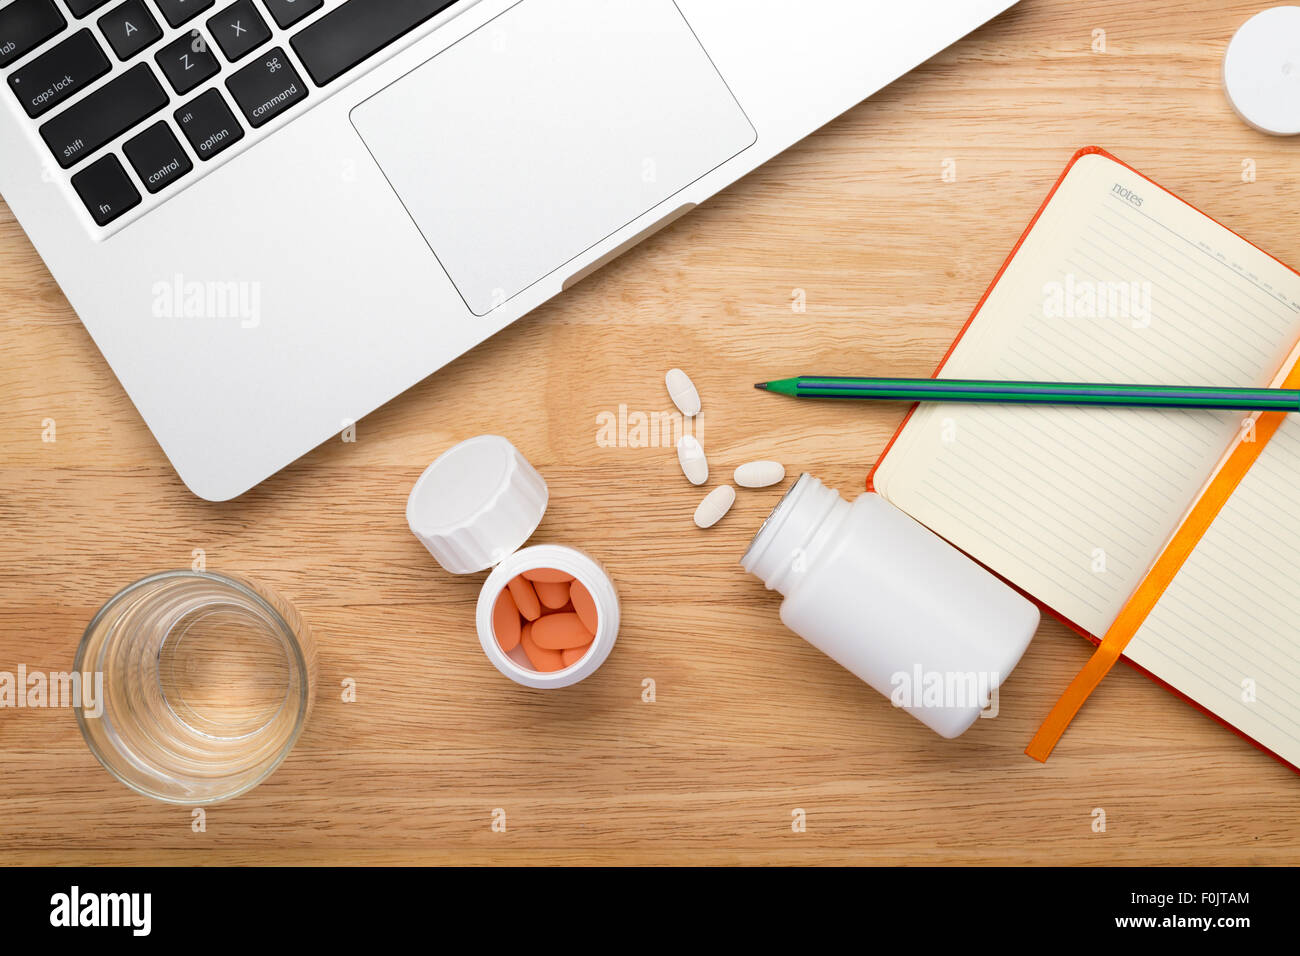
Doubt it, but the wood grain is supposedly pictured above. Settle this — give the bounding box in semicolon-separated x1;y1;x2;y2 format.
2;0;1298;866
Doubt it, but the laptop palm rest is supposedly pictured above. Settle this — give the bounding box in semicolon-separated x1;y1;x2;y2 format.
350;0;756;316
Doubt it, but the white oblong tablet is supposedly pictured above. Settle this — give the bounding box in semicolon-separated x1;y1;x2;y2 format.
733;460;786;488
665;368;702;418
676;434;709;485
693;484;736;529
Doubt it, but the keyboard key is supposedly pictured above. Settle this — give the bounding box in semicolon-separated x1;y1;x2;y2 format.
123;120;191;192
66;0;113;16
291;0;460;87
0;0;66;68
98;0;162;60
261;0;320;29
155;28;219;94
7;28;109;118
206;0;269;62
71;153;140;225
153;0;214;28
226;47;305;128
175;87;244;160
40;63;168;168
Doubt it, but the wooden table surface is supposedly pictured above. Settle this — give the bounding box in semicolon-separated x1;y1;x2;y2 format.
3;0;1298;866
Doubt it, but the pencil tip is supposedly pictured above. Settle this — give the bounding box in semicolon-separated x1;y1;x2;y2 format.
754;382;769;390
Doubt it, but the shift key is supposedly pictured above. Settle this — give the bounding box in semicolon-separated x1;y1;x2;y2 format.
39;64;168;169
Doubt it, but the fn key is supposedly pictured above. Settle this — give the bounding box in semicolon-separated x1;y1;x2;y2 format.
227;48;307;129
71;154;141;226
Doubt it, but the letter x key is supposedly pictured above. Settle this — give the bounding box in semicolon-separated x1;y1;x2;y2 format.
206;0;271;63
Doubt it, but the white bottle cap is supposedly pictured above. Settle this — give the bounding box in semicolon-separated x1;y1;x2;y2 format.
406;435;549;574
1223;6;1300;136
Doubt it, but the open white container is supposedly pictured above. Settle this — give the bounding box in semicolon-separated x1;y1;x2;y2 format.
407;435;619;688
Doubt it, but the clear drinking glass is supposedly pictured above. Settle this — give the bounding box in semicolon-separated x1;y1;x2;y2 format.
74;570;316;805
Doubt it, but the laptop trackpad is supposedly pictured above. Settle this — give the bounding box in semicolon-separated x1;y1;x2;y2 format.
350;0;756;315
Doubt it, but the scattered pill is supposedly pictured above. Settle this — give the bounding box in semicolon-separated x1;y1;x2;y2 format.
493;588;522;652
694;484;736;528
734;460;786;488
569;579;599;634
521;567;574;584
531;612;596;650
665;367;701;417
507;575;542;621
535;578;571;610
562;642;593;667
676;434;709;485
520;621;567;672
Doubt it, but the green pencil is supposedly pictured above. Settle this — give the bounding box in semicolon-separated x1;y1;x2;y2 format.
754;376;1300;412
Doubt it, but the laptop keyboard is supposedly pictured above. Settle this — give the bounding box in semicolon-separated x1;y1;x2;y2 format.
1;0;469;230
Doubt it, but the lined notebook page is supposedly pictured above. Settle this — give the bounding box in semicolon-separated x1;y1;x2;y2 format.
1127;414;1300;767
874;151;1300;638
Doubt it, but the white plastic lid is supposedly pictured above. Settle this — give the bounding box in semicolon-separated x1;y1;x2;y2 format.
406;435;549;574
1224;7;1300;136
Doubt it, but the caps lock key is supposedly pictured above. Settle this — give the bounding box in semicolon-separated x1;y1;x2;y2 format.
225;47;306;129
8;29;110;119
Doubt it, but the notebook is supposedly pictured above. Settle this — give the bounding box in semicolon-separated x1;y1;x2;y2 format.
869;147;1300;771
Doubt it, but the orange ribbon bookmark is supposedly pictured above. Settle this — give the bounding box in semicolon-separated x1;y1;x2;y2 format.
1026;361;1300;762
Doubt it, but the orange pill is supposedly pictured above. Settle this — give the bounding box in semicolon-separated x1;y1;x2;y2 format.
521;622;566;672
521;567;574;584
507;574;542;621
531;612;595;650
569;580;599;635
561;642;593;667
493;588;522;652
534;578;571;610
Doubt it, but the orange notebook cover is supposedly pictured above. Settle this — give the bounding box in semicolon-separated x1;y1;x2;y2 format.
867;146;1300;772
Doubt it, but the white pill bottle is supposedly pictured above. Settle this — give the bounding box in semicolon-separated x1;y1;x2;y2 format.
742;474;1041;738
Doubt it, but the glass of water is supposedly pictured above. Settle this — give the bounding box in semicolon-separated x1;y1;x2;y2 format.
74;570;316;805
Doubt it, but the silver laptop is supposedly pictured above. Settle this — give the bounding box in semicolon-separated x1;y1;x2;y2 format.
0;0;1019;500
